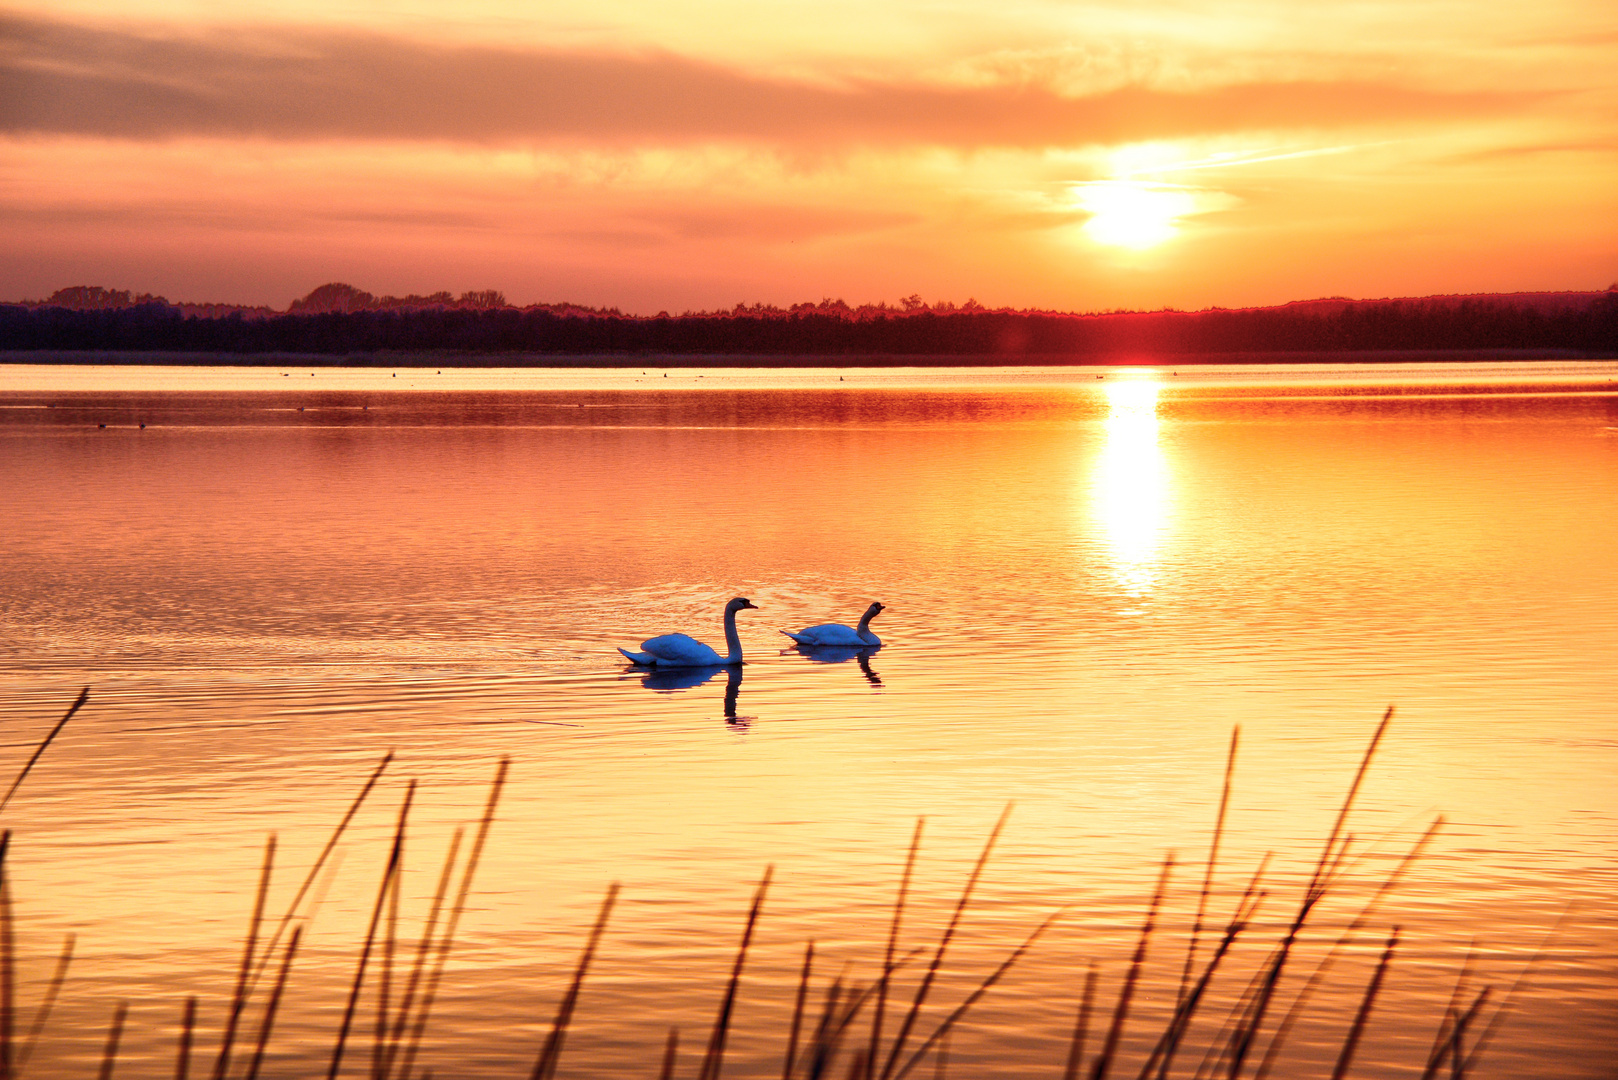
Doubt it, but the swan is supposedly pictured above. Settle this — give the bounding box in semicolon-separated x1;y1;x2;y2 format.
781;602;884;647
619;597;757;667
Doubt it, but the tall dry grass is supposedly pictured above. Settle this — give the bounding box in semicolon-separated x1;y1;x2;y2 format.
0;694;1549;1080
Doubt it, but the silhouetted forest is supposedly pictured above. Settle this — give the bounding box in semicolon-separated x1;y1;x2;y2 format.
4;285;1615;362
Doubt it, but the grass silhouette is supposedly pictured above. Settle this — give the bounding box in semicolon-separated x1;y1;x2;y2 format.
0;694;1552;1079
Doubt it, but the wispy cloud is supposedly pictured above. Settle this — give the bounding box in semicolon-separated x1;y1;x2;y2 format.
1;14;1546;147
1438;137;1618;163
1116;144;1371;176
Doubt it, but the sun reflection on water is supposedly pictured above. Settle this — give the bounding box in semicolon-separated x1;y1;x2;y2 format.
1093;377;1169;601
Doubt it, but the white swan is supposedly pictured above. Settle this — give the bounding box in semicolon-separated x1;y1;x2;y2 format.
781;602;884;647
619;597;757;666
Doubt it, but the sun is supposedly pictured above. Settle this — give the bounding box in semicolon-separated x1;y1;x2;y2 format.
1075;181;1196;249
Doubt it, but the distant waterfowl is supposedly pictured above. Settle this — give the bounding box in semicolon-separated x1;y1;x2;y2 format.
619;597;757;667
781;602;884;647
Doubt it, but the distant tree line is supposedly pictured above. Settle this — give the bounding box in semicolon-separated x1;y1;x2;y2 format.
4;289;1615;360
20;286;282;321
285;283;511;314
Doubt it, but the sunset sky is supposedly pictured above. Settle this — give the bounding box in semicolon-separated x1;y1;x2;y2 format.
4;0;1615;312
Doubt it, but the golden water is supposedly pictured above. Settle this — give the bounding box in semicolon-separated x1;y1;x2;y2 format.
0;362;1614;1077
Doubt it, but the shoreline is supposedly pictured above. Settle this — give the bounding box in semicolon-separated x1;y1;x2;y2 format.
0;347;1608;369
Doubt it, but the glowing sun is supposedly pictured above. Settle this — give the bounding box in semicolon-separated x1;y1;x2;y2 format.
1075;181;1197;249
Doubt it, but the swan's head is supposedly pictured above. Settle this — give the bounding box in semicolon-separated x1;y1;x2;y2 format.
864;602;884;619
727;597;758;613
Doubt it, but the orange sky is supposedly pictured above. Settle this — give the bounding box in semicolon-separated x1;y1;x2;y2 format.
3;0;1615;312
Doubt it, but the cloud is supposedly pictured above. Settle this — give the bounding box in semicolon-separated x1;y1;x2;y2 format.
1;13;1546;148
621;205;920;242
1439;138;1618;164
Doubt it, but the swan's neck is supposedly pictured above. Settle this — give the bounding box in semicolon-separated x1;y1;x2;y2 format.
722;607;744;664
857;611;875;632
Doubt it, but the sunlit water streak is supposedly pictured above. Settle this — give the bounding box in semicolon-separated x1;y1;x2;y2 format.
1094;377;1169;601
0;362;1614;1078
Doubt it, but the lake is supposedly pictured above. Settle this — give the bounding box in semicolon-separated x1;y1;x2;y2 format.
0;361;1614;1078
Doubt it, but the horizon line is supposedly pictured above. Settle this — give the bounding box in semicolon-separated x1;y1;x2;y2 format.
15;282;1616;322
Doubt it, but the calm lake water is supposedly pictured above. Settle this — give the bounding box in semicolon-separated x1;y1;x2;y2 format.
0;361;1615;1078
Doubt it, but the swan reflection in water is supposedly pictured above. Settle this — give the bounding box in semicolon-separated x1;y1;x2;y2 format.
624;663;749;725
784;644;883;687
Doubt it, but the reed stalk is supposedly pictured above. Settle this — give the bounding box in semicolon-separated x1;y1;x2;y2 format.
328;780;414;1080
657;1028;679;1080
1452;986;1491;1080
783;942;814;1080
891;908;1062;1080
174;997;194;1080
1;835;14;1080
375;842;404;1080
803;974;886;1080
16;933;74;1076
381;828;463;1080
1181;729;1237;1008
212;835;274;1080
878;803;1011;1080
1422;941;1477;1076
1223;708;1393;1080
0;688;88;816
1191;936;1279;1080
834;976;907;1077
1090;856;1171;1080
531;882;619;1080
252;751;394;993
698;866;772;1080
1452;904;1570;1078
868;819;922;1080
825;981;867;1080
396;759;509;1080
1062;963;1098;1080
97;1002;127;1080
1328;928;1399;1080
1251;816;1441;1080
1140;858;1270;1080
804;975;846;1079
244;927;300;1080
1422;986;1491;1080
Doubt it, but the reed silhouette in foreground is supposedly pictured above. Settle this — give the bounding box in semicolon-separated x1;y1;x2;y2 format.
0;697;1559;1078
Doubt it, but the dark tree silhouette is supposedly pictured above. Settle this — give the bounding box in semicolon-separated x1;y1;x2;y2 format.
3;290;1613;362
